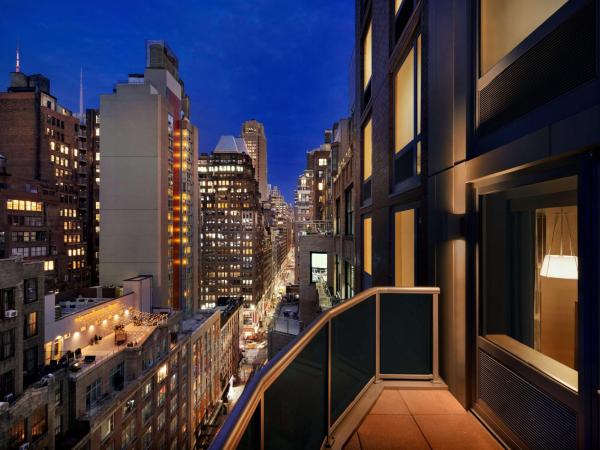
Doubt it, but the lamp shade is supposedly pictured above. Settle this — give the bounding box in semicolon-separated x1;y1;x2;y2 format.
540;254;578;280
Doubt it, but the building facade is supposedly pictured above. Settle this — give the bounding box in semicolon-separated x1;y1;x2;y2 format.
354;0;600;448
100;41;199;313
0;72;91;293
241;120;268;201
198;137;271;332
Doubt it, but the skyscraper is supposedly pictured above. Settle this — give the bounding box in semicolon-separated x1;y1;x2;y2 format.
198;136;270;335
241;120;268;201
100;41;198;312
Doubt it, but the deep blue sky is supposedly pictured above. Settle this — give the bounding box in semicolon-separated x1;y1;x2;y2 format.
0;0;354;202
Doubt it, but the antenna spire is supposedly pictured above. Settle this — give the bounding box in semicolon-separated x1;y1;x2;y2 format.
79;67;84;119
15;42;20;73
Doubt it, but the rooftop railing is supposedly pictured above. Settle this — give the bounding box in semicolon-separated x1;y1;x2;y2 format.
210;286;440;449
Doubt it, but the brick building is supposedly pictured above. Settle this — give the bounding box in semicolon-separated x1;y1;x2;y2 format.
0;72;90;293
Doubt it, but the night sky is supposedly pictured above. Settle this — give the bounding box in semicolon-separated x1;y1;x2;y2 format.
0;0;354;201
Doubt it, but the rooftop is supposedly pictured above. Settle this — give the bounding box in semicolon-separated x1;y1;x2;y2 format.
214;135;249;154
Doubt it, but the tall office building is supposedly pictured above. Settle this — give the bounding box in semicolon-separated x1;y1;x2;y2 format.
0;72;90;292
198;136;270;333
100;41;198;312
241;120;268;201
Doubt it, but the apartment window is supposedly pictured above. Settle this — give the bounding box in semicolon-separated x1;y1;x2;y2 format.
55;380;63;405
310;252;328;283
100;414;114;441
394;209;415;286
157;363;168;383
24;346;38;373
25;311;38;338
8;418;26;448
481;175;578;391
111;362;124;390
31;405;47;441
362;119;373;202
157;410;166;430
1;329;15;360
86;378;102;410
122;420;135;449
344;187;354;235
123;397;136;416
363;22;373;92
142;401;153;423
142;380;152;398
0;288;15;315
363;217;373;276
480;0;568;74
143;426;153;449
157;384;167;407
393;35;421;187
335;255;341;297
55;412;63;436
24;278;38;303
0;369;14;398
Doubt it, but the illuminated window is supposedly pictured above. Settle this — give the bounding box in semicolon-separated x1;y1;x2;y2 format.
310;252;328;283
363;22;372;91
363;216;372;275
393;35;421;186
363;119;372;182
480;0;567;74
157;364;167;383
394;209;415;287
482;175;578;391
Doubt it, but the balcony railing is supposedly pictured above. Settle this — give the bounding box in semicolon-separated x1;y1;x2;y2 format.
210;286;440;449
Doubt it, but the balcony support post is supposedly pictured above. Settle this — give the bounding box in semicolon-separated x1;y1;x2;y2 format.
375;292;381;383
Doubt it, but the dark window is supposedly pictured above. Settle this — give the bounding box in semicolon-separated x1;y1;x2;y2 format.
0;288;15;315
24;346;38;373
24;278;38;303
1;329;15;360
86;378;102;409
344;187;354;236
0;370;14;398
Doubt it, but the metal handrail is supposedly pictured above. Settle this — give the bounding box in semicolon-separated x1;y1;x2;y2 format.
210;286;440;450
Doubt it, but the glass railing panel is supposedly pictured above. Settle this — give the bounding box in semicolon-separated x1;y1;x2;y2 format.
236;405;261;450
264;326;328;449
331;295;376;424
380;293;432;375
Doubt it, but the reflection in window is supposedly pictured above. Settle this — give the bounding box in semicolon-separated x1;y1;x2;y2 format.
394;209;415;287
482;176;578;390
363;23;372;91
363;217;372;276
310;253;328;283
480;0;567;74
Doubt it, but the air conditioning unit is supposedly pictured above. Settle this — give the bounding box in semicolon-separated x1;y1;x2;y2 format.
19;443;30;450
5;310;17;318
4;393;14;403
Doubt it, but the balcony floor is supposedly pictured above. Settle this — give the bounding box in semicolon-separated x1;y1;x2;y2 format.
342;388;502;450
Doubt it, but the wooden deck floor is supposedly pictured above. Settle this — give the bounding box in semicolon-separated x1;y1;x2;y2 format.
342;389;503;450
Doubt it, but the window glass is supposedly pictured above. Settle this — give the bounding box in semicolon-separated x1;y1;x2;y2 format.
310;253;328;283
481;176;578;391
363;23;372;90
480;0;568;74
394;48;414;152
363;217;372;275
394;209;415;286
363;119;372;181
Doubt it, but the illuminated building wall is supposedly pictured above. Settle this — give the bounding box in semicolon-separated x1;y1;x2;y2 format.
100;41;198;312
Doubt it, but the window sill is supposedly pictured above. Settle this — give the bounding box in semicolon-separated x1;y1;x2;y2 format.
485;334;577;392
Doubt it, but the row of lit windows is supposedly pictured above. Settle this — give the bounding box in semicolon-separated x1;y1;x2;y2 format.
60;209;77;218
67;248;85;257
64;234;81;243
6;200;43;212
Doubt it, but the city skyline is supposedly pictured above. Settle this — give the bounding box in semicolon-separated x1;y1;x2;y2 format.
0;0;354;201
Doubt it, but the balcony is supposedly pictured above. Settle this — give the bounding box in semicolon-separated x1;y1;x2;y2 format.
210;287;501;449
